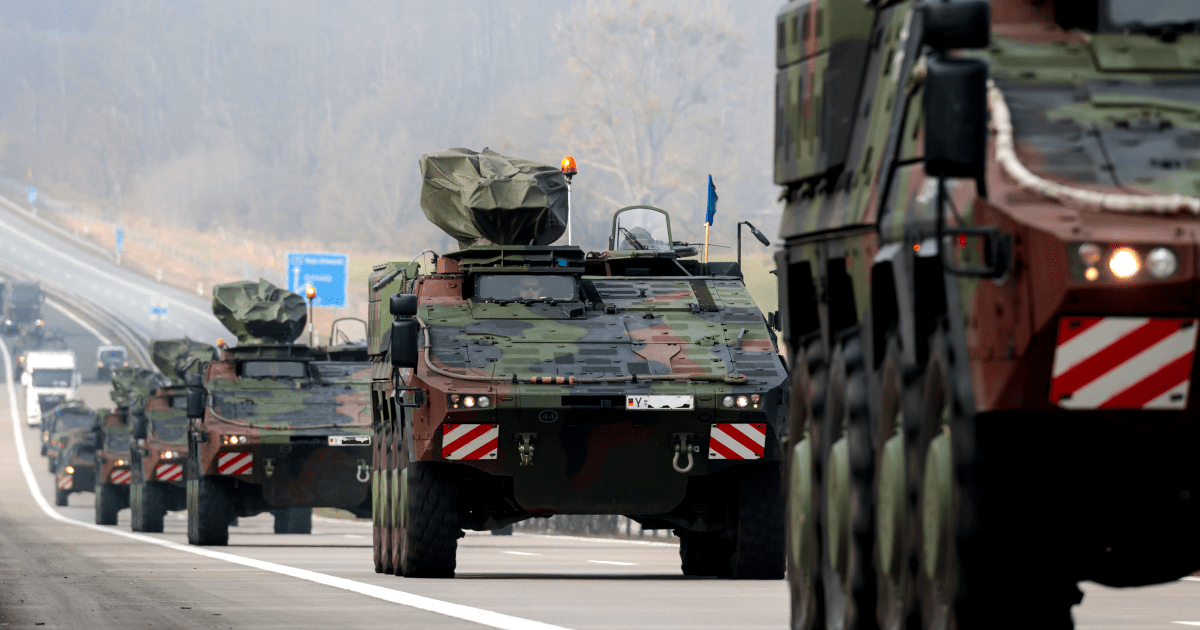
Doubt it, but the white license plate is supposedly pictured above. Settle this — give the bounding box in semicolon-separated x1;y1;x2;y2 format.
625;395;694;410
328;435;371;446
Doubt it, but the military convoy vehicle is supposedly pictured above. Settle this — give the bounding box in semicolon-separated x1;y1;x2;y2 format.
130;339;216;532
2;280;42;334
45;402;98;506
96;345;128;382
367;148;788;578
93;367;163;525
772;0;1200;627
185;280;373;546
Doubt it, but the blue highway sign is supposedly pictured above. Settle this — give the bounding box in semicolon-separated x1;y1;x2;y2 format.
287;252;348;307
115;228;124;255
28;188;36;204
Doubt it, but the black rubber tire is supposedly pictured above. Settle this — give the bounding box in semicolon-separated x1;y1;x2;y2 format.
731;463;786;579
55;488;69;506
274;508;313;534
40;443;46;456
372;418;386;573
678;530;732;577
788;337;826;630
48;456;57;474
95;482;122;526
491;525;514;536
875;332;919;629
186;444;232;546
398;459;460;578
820;335;878;626
138;480;168;533
130;455;144;532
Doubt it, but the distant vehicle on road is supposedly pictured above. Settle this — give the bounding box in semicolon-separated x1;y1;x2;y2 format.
46;403;98;506
185;280;372;546
96;345;127;382
22;350;79;427
3;280;42;334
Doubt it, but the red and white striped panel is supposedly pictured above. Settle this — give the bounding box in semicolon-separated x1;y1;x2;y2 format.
57;475;72;490
217;452;254;475
442;424;499;460
1050;316;1198;410
156;463;184;482
109;469;132;485
708;423;767;460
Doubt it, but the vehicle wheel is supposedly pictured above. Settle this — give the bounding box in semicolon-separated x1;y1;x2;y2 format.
678;530;732;577
373;418;386;573
40;443;46;456
55;488;69;506
788;337;825;629
491;524;514;536
95;483;121;526
187;442;232;546
389;416;403;574
130;455;144;531
138;481;168;533
821;334;877;626
274;508;313;534
48;456;57;474
729;462;785;579
397;430;460;579
875;332;918;628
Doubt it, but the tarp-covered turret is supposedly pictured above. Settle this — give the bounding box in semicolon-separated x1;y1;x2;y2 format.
212;280;306;345
420;148;568;249
150;338;218;384
110;367;164;408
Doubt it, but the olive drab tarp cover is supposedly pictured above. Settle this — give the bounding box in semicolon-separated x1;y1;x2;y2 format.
109;367;164;407
150;338;218;383
419;148;569;249
212;280;307;345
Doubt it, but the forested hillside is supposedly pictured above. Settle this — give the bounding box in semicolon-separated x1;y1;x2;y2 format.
0;0;777;251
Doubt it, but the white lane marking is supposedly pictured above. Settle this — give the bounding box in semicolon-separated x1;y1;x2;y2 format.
513;533;676;548
0;337;572;630
343;534;365;539
46;299;113;345
503;551;540;556
1182;577;1200;582
586;560;636;566
1173;623;1200;626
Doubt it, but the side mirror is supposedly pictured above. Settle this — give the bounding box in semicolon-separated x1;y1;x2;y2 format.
186;386;205;419
390;294;418;317
921;0;990;50
391;319;419;369
923;56;988;182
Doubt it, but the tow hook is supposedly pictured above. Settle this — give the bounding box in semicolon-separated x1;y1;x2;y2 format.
356;459;371;483
264;458;275;479
672;433;698;474
516;433;537;466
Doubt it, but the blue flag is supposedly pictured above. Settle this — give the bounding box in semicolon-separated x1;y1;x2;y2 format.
705;175;718;225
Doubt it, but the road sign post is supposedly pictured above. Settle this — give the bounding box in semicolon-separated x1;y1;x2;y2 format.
115;228;125;265
286;252;348;308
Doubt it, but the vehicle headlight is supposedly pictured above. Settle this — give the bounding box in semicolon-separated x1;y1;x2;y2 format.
463;396;476;408
115;459;126;467
221;435;248;445
64;465;74;474
162;451;181;460
1077;242;1102;267
722;395;735;408
1109;247;1141;280
476;395;491;408
736;395;749;408
1147;247;1178;279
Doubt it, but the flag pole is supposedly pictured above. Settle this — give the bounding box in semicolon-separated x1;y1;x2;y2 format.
704;223;710;264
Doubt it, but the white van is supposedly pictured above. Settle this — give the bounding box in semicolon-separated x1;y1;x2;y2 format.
21;351;80;427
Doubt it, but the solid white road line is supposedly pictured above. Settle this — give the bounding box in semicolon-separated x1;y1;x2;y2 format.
0;335;572;630
513;533;676;548
587;560;637;566
503;551;540;556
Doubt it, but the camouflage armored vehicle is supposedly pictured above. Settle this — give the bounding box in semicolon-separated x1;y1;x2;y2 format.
94;367;164;525
129;339;217;532
46;402;98;506
772;0;1200;627
2;280;41;335
367;148;788;578
185;279;373;546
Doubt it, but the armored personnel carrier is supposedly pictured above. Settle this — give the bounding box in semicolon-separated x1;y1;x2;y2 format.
772;0;1200;627
129;339;216;532
368;148;788;578
95;367;163;525
3;280;42;335
185;280;373;546
45;402;98;506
